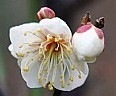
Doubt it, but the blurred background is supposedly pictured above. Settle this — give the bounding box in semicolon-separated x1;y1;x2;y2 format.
0;0;116;96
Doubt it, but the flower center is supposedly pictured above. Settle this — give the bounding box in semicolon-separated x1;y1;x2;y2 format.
17;28;81;90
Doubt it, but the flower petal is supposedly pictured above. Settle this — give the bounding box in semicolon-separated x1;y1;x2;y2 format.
21;53;42;88
9;23;41;54
39;17;72;39
8;44;17;58
53;53;89;91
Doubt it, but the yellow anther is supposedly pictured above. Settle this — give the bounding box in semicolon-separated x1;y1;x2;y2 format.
67;81;70;85
48;84;52;88
49;86;53;91
39;72;42;76
78;75;81;79
61;83;65;88
71;65;76;70
16;53;24;57
23;66;29;72
57;36;62;41
31;58;34;61
55;37;62;42
69;77;73;82
48;84;53;91
60;75;63;79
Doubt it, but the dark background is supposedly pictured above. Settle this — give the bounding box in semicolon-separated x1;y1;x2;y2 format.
0;0;116;96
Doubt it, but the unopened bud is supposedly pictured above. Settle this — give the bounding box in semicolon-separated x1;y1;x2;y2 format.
37;7;55;20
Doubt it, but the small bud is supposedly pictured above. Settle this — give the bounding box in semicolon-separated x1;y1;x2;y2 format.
94;17;104;29
37;7;55;20
81;12;91;25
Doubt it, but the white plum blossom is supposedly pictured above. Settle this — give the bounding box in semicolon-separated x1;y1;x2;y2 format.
9;17;89;91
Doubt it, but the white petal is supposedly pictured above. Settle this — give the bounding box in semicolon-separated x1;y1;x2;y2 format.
17;59;22;67
21;53;42;88
8;44;17;58
39;17;72;39
53;54;89;91
10;23;41;53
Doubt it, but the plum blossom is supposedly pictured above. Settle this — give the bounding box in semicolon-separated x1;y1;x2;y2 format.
8;17;89;91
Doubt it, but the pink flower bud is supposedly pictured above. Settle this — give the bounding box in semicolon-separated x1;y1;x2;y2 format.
76;23;104;39
76;13;104;39
72;13;105;63
37;7;55;20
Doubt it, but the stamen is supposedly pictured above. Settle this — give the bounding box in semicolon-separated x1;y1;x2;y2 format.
55;43;60;51
67;81;70;85
44;54;54;85
64;50;82;79
23;66;29;72
69;76;73;82
24;29;46;40
22;53;38;72
37;44;56;86
71;65;76;70
78;75;81;79
60;43;72;53
48;83;53;91
61;83;65;88
59;60;66;88
50;53;57;85
47;34;54;42
55;36;62;42
16;52;24;57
